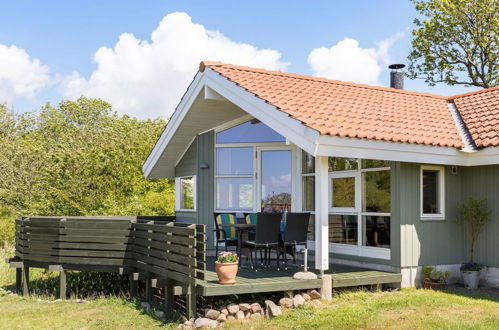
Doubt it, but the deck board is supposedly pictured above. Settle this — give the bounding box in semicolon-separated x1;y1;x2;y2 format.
197;258;401;296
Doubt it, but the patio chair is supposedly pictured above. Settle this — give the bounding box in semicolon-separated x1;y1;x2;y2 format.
243;213;257;225
278;212;310;269
213;213;238;257
242;212;282;271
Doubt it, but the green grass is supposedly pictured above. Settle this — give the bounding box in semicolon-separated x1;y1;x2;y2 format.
2;246;499;329
226;289;499;329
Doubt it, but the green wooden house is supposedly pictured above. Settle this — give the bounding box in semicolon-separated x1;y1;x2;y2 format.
143;61;499;288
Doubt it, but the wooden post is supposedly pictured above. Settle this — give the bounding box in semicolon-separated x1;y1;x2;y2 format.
22;266;29;296
164;279;174;313
15;268;22;293
130;274;138;298
186;283;197;319
145;274;153;303
59;269;67;299
315;156;329;274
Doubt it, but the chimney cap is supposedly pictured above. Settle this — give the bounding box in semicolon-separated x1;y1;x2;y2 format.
388;64;406;70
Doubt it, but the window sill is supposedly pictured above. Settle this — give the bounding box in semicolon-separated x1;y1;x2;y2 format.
420;215;445;221
175;209;197;213
307;241;391;260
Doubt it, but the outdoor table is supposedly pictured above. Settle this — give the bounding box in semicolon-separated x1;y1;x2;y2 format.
218;223;256;266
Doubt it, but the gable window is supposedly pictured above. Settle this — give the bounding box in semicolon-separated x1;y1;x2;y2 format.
175;176;196;211
421;165;445;220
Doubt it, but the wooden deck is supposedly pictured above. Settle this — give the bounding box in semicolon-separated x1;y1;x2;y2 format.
196;257;401;296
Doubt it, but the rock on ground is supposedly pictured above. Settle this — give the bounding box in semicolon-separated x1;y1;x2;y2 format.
155;310;165;319
140;302;151;310
307;289;322;299
194;317;218;328
235;310;245;320
205;309;220;320
302;293;311;301
251;312;262;319
227;303;240;315
250;302;262;313
293;294;305;307
226;315;235;321
265;300;282;318
293;271;318;280
217;313;227;323
279;297;294;308
220;308;229;316
239;303;251;312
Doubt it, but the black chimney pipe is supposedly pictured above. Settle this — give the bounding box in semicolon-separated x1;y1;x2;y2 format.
389;64;405;89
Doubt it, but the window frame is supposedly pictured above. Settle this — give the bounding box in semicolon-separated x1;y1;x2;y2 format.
175;175;197;212
420;165;445;220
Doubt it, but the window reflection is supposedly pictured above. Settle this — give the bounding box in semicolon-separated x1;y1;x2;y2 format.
329;157;358;171
329;214;357;245
216;120;285;144
362;216;390;248
216;177;253;211
216;148;253;175
362;171;391;213
332;177;355;208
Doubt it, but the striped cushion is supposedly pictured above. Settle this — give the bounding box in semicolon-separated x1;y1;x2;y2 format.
245;213;257;225
216;214;236;240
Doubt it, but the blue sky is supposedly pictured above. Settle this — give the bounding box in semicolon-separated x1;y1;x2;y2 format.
0;1;478;118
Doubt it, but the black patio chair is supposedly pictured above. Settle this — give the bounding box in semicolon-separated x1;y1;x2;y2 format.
278;212;310;269
213;212;238;257
242;212;282;271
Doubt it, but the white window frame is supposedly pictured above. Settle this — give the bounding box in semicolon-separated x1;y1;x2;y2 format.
300;151;391;260
420;165;445;220
175;175;197;212
213;118;295;213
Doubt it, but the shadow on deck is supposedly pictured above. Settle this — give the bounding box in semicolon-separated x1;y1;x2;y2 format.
197;257;401;296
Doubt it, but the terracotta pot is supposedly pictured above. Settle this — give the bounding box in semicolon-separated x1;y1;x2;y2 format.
215;261;238;284
423;278;447;290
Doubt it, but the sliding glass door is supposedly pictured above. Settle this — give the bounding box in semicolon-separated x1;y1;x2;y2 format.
258;147;292;213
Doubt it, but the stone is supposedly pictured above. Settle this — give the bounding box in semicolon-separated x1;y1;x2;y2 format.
227;303;239;315
302;293;311;301
245;311;251;319
205;309;220;320
250;302;262;314
226;315;235;321
235;310;245;321
194;317;218;329
320;275;333;301
308;299;322;307
293;271;318;280
220;308;229;316
182;320;194;330
239;303;251;312
140;302;151;310
307;289;321;300
293;294;305;307
217;313;227;323
155;310;165;319
264;300;282;318
75;298;86;303
251;312;262;319
279;297;294;308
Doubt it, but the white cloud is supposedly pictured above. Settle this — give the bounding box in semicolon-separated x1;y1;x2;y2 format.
0;44;50;103
307;32;404;85
62;12;289;118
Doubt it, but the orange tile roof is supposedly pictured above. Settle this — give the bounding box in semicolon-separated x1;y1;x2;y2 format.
200;62;499;149
452;87;499;148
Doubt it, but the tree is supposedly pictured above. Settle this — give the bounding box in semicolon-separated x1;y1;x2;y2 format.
408;0;499;88
458;197;491;262
0;98;174;244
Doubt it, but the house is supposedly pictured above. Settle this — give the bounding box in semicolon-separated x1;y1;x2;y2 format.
143;61;499;288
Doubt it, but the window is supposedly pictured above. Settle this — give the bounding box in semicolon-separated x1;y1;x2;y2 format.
421;165;445;219
300;152;391;256
175;176;196;211
216;120;285;144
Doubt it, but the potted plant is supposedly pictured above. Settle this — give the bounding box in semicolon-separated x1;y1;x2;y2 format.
215;251;238;284
458;197;491;290
422;266;450;290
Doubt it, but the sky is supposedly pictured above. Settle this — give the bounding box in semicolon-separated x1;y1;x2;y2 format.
0;0;478;119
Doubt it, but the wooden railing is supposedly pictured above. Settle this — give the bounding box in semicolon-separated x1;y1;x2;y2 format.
12;216;205;317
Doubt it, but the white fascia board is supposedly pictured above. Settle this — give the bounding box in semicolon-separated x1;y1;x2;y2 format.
203;68;319;155
466;146;499;166
142;72;205;178
315;135;468;166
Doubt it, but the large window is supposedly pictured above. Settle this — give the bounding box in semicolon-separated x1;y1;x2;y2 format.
301;153;391;255
175;176;196;211
421;165;445;220
215;119;289;212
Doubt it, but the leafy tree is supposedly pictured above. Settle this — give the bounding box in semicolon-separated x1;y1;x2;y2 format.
408;0;499;88
0;98;174;244
458;197;491;262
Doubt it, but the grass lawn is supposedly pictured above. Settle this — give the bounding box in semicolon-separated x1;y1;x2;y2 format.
227;288;499;329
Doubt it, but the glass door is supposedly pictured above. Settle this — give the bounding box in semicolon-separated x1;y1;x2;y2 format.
257;147;292;212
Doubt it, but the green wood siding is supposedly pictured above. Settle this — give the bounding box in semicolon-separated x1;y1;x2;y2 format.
175;138;198;223
398;163;465;267
196;131;215;246
462;165;499;268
